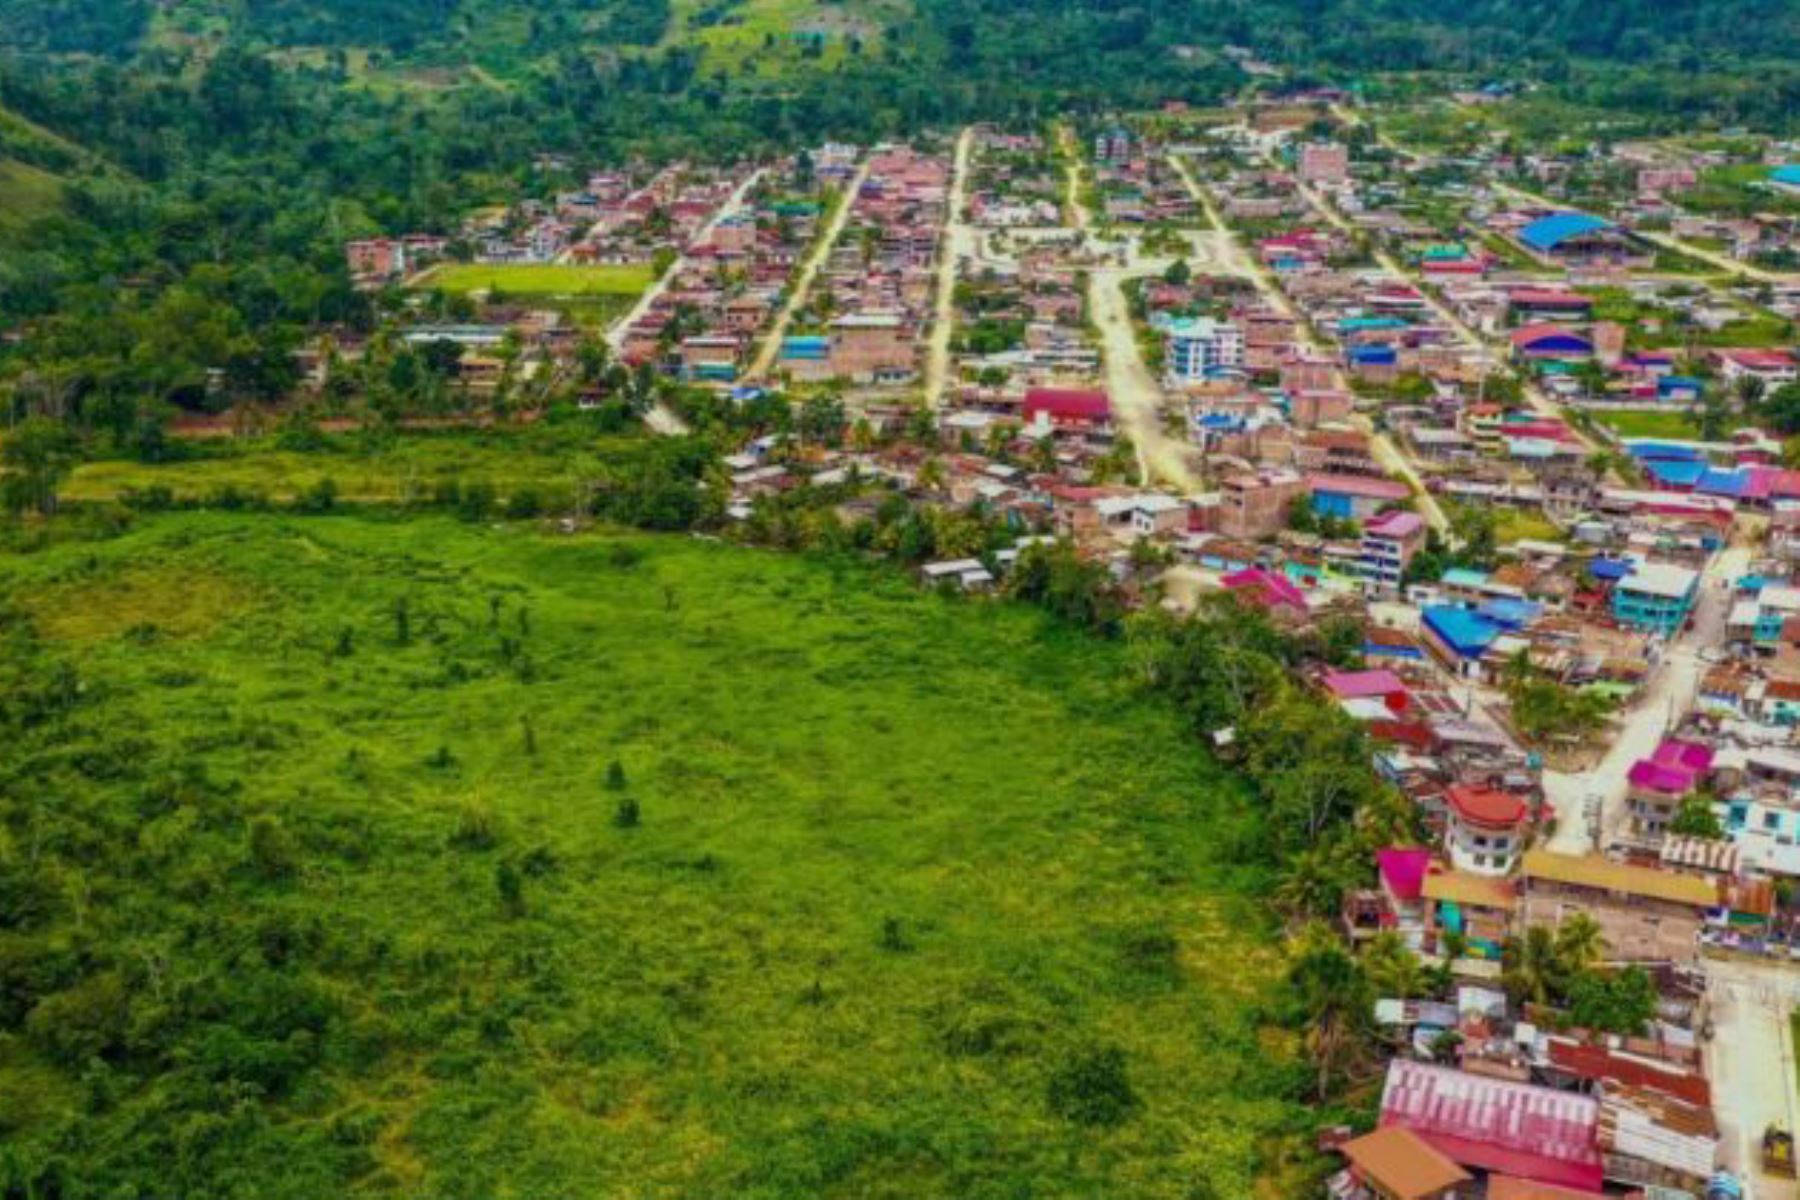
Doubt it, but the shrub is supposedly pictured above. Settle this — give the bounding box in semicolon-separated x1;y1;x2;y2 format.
1046;1044;1138;1127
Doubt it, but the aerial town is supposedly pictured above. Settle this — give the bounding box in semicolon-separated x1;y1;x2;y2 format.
324;88;1800;1200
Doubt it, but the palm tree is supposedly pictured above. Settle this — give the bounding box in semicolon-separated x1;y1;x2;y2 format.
1502;925;1563;1007
1287;922;1373;1101
1553;912;1607;974
1362;930;1425;1000
1734;373;1768;414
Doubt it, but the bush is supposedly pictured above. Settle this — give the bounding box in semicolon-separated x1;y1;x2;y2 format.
1046;1044;1138;1127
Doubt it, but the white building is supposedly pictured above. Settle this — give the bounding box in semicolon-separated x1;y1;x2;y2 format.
1160;316;1245;385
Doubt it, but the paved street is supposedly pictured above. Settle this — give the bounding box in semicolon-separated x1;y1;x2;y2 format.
1541;545;1749;852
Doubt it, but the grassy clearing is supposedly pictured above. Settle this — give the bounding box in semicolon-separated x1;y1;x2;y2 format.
0;157;64;235
1495;509;1564;545
0;512;1294;1197
669;0;902;74
1592;408;1708;440
64;428;652;504
418;263;656;298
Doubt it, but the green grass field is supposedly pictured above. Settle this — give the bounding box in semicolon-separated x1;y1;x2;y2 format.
419;263;656;298
0;512;1296;1198
1593;409;1708;439
64;428;652;505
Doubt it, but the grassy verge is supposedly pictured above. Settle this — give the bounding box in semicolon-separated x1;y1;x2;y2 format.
0;512;1296;1198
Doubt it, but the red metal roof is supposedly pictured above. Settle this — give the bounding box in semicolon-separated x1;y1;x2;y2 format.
1380;1061;1604;1194
1447;785;1528;829
1545;1040;1710;1108
1024;387;1111;421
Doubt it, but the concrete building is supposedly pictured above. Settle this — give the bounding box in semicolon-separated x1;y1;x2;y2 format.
1161;317;1245;385
1444;785;1529;876
1610;561;1699;636
1298;141;1351;185
1361;510;1427;596
1217;469;1305;540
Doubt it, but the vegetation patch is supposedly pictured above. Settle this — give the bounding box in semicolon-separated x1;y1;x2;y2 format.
0;512;1296;1198
417;263;656;298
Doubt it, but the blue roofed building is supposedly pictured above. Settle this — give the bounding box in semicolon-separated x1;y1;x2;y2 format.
1515;211;1641;265
1421;605;1504;676
1773;165;1800;193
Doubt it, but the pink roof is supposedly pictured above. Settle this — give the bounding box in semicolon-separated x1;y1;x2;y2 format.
1306;473;1412;501
1366;511;1426;539
1220;567;1308;612
1627;761;1695;795
1509;289;1593;307
1652;738;1714;772
1719;349;1796;368
1380;1061;1604;1194
1024;387;1111;421
1378;847;1432;902
1324;669;1409;700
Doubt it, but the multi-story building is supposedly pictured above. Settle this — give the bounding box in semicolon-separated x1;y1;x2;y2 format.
1217;469;1305;541
1610;562;1700;636
1444;785;1529;876
1160;317;1245;385
1361;510;1426;596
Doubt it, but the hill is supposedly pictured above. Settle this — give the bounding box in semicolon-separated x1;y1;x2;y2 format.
0;512;1296;1199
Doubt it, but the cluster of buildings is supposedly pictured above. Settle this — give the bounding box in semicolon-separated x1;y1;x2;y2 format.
773;143;950;387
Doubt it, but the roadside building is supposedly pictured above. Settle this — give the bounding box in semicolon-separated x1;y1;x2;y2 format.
1444;785;1529;876
1610;562;1699;636
1518;850;1718;964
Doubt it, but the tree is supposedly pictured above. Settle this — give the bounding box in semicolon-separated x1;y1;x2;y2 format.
1733;373;1768;413
1;418;79;516
1286;922;1373;1100
1502;925;1565;1007
1670;792;1725;839
1553;912;1606;975
1162;257;1192;286
1567;966;1657;1035
1361;930;1426;999
1764;382;1800;435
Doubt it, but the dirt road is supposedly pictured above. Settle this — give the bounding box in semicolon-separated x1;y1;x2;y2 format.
745;159;873;381
924;127;977;407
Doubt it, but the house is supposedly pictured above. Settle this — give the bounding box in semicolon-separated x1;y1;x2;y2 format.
1421;867;1516;961
1444;785;1529;877
1334;1126;1473;1200
1309;474;1413;522
1624;739;1712;844
920;559;995;592
1712;349;1798;388
1024;387;1113;436
1610;562;1699;636
1518;850;1718;963
1421;606;1505;676
1379;1060;1606;1194
1363;511;1427;596
1220;566;1309;618
1218;469;1306;540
